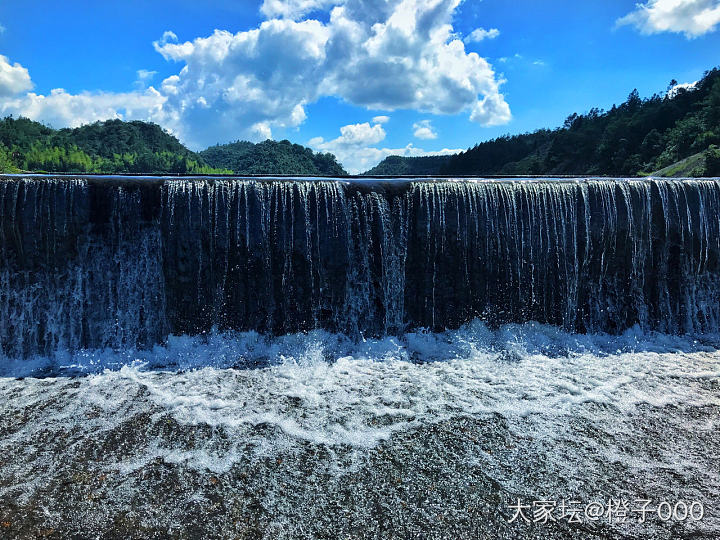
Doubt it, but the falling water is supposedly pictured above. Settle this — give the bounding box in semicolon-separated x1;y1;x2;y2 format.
2;176;720;358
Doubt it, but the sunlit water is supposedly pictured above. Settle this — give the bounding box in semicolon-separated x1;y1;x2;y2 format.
1;321;718;539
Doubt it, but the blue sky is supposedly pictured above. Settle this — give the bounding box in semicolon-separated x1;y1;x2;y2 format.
0;0;719;172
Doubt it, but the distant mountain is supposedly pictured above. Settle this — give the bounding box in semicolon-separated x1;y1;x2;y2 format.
363;155;452;176
361;67;720;177
0;118;347;176
0;118;229;174
200;139;347;176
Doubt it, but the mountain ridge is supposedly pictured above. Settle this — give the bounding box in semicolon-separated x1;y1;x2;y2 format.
362;67;720;177
0;119;346;176
199;139;347;176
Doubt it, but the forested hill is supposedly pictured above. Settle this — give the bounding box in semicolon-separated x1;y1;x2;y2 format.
0;118;230;174
363;67;720;177
363;155;452;176
0;118;347;175
199;139;347;176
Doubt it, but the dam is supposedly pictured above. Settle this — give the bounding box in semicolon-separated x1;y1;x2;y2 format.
1;176;719;539
2;176;720;359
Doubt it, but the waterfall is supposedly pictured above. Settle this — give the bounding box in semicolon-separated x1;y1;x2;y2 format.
2;176;720;358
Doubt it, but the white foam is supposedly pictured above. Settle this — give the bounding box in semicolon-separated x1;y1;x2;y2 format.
1;321;718;466
0;318;717;516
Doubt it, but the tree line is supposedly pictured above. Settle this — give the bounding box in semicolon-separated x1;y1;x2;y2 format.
366;67;720;177
0;118;231;174
199;139;346;176
0;118;346;176
2;66;719;178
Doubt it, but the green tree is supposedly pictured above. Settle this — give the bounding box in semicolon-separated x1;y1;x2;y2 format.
0;144;18;172
705;145;720;176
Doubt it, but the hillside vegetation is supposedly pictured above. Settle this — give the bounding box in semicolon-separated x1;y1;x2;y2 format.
0;119;346;176
364;155;452;176
200;139;347;176
0;118;230;174
651;151;706;177
364;67;720;177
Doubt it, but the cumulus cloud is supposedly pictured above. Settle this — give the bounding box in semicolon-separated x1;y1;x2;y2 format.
324;0;508;117
0;0;511;149
464;27;500;43
335;122;386;145
134;69;158;90
413;119;437;139
0;55;33;97
470;93;511;126
261;0;339;19
667;80;698;97
372;115;390;124
149;19;330;147
617;0;720;38
136;69;157;82
309;120;387;155
0;87;166;129
310;119;459;173
321;141;460;174
147;0;510;147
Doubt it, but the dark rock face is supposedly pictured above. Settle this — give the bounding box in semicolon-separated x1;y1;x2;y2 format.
2;176;720;357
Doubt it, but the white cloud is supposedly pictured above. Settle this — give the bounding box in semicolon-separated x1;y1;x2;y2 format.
464;27;500;43
413;119;437;139
149;20;331;147
470;93;511;126
153;30;197;61
0;0;511;151
341;143;461;174
617;0;720;38
310;119;458;173
0;56;167;130
0;88;166;129
147;0;510;147
0;55;33;97
324;0;508;118
251;121;273;140
497;53;522;64
310;120;386;149
136;69;157;82
372;115;390;124
314;140;460;174
134;69;158;90
337;122;386;145
667;80;698;97
261;0;340;19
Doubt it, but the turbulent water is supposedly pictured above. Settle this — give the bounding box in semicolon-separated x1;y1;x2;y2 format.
1;177;719;538
1;323;719;538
